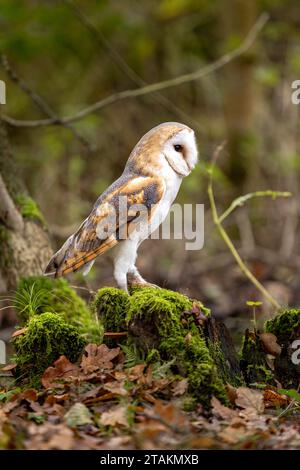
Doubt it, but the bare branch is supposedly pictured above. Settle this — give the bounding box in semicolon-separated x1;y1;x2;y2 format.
0;13;269;128
0;55;92;150
0;173;24;231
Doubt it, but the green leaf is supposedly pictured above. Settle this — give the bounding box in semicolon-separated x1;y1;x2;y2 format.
278;389;300;404
246;301;263;307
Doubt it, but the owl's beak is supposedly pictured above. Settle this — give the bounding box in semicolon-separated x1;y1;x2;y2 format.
186;161;194;172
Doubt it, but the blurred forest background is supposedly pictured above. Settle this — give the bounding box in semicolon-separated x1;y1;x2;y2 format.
1;0;300;339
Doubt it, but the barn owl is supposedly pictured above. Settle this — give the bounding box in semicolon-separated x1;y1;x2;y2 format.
45;122;198;292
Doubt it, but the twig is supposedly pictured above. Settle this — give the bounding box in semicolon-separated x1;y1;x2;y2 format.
219;190;291;223
0;173;24;231
208;144;281;311
0;13;269;128
0;54;91;150
104;332;128;337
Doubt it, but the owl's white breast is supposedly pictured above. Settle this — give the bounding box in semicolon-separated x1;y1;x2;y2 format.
134;167;182;244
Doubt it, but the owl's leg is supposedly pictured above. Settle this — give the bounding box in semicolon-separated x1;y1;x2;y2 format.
127;266;147;286
113;240;138;293
114;266;128;293
127;266;160;289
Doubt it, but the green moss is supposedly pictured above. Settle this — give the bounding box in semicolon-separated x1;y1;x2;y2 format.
127;286;209;323
15;193;46;226
15;276;103;343
246;365;274;384
93;287;130;332
128;288;186;338
208;340;243;387
0;225;13;271
13;312;85;387
240;330;274;385
92;286;222;405
265;309;300;343
181;395;198;412
126;287;226;405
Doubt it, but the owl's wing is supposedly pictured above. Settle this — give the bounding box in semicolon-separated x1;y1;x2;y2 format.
45;175;165;277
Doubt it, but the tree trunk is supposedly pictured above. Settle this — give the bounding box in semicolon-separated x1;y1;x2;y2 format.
221;0;258;194
0;119;52;292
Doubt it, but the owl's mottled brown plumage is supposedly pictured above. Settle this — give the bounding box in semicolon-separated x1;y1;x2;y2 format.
45;175;165;276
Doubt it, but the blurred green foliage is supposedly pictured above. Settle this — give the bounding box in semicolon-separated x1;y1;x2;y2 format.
0;0;299;295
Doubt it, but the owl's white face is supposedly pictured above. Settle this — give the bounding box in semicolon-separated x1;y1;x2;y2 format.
162;128;198;178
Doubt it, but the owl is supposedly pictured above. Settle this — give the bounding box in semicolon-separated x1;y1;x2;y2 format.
45;122;198;292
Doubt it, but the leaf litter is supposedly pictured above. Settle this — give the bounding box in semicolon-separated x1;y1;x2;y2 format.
1;342;300;450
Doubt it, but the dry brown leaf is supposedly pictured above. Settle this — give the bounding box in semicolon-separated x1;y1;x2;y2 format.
25;423;75;450
235;387;264;414
11;327;28;338
211;396;238;421
80;344;120;374
1;363;17;372
260;333;282;356
21;389;38;402
45;393;70;405
42;355;79;389
225;383;238;405
172;379;188;396
147;400;190;432
126;364;146;381
99;404;128;427
219;422;249;445
103;381;128;397
263;388;289;408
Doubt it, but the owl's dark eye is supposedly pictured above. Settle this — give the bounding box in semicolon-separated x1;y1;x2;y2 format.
174;144;183;152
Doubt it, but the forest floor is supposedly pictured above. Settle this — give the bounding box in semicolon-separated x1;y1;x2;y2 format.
1;342;300;450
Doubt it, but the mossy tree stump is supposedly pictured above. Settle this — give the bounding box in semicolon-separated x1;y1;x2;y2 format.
241;309;300;389
95;286;243;405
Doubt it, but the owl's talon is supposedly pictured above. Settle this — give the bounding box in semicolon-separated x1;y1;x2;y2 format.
131;283;161;290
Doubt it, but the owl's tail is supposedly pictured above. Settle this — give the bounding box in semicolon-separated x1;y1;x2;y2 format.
44;234;96;278
44;236;73;278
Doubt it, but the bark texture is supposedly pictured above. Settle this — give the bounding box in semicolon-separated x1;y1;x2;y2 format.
0;119;52;291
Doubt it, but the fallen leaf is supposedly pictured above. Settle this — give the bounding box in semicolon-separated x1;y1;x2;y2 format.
103;381;128;396
219;422;249;445
12;327;28;338
80;344;120;374
25;423;74;450
21;389;38;402
172;379;188;396
260;333;282;356
225;383;238;405
264;388;289;408
126;364;146;381
1;363;17;372
235;387;264;414
211;396;238;421
99;405;128;427
42;355;79;389
45;393;70;405
65;403;93;427
146;400;190;433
